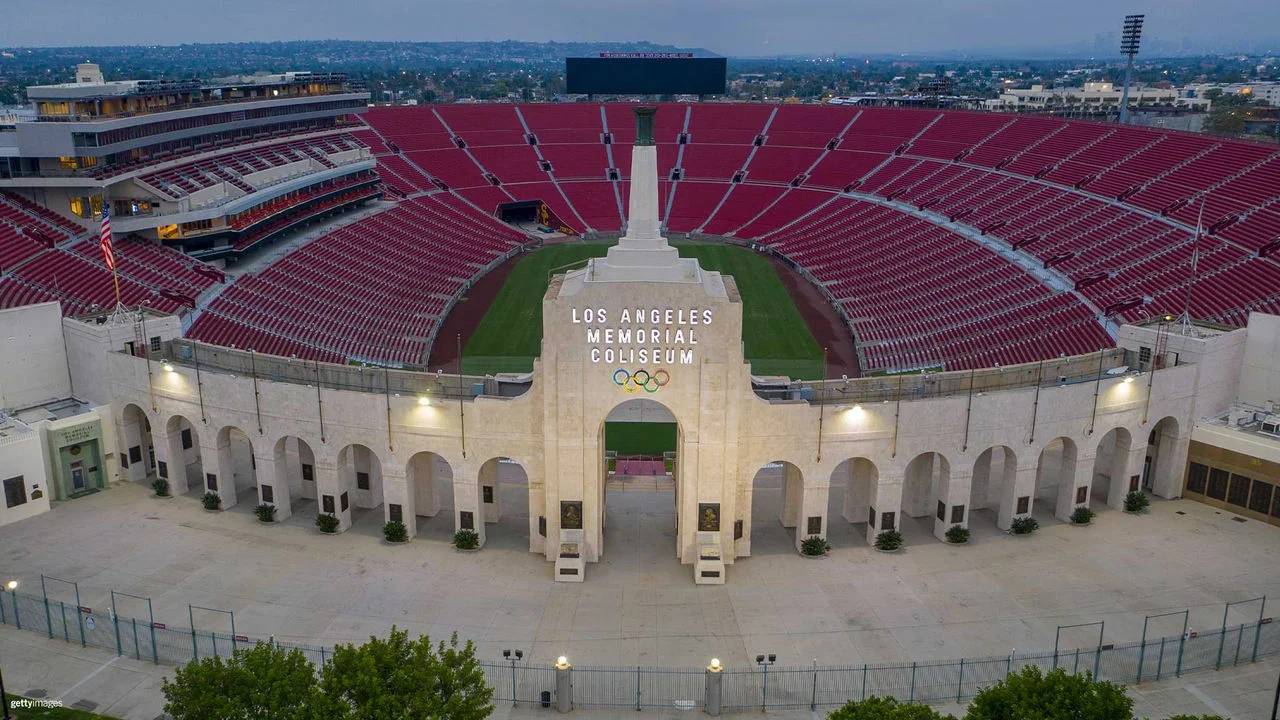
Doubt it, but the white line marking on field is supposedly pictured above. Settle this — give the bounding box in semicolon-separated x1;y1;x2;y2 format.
58;655;119;700
1185;684;1233;718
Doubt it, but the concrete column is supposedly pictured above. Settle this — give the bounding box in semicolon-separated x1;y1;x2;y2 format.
865;476;903;546
198;438;223;504
409;453;442;518
480;460;500;523
934;470;972;541
381;465;412;537
453;473;486;547
778;464;802;529
795;481;830;551
705;667;723;716
1056;451;1094;521
555;662;573;713
996;460;1036;531
152;428;180;493
1152;433;1190;499
313;458;351;532
254;448;288;521
120;414;147;483
1109;444;1147;510
839;460;873;525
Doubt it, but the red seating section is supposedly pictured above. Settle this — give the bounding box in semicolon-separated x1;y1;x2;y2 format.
1;191;85;270
140;134;367;199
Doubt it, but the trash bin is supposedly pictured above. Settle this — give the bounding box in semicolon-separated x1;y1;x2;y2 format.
540;690;551;708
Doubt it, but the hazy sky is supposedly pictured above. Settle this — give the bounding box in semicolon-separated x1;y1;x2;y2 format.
3;0;1277;55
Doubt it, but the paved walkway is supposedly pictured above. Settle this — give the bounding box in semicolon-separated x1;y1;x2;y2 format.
1;628;1276;719
0;476;1277;672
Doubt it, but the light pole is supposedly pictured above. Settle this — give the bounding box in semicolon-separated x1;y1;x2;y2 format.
756;653;776;712
1119;14;1145;125
2;581;18;631
0;581;13;720
502;648;523;707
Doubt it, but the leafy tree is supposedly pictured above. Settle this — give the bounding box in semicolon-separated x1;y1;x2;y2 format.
315;627;493;720
162;641;322;720
828;695;956;719
964;666;1132;720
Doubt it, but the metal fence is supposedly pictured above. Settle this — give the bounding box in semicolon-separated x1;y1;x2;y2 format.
0;585;1272;712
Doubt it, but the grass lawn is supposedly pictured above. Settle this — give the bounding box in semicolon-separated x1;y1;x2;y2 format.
4;695;119;719
604;422;677;455
461;240;824;379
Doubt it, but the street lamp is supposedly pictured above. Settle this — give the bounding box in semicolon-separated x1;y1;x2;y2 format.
0;583;12;720
502;649;523;707
756;653;776;712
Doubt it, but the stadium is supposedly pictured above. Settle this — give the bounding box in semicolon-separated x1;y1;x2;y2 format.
0;52;1278;712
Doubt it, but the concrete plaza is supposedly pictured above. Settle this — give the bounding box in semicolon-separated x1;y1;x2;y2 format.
0;470;1277;672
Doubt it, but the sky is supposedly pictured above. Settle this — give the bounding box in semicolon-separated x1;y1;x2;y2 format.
2;0;1277;55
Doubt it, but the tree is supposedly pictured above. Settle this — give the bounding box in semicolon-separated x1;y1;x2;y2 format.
964;666;1132;720
162;642;322;720
828;695;956;719
315;627;493;720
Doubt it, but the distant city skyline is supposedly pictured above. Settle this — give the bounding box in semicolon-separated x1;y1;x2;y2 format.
2;0;1278;56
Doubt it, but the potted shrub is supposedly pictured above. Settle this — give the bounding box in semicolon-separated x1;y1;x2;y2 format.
152;478;171;498
1070;506;1095;525
255;503;277;523
873;530;903;552
201;492;221;511
383;520;409;544
799;535;831;557
1010;516;1039;535
1123;491;1150;513
452;528;480;551
944;525;970;544
315;512;340;534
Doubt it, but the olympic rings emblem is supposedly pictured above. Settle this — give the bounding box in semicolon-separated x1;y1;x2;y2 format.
612;368;671;394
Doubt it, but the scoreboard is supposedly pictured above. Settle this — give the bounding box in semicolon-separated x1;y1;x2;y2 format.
566;53;726;96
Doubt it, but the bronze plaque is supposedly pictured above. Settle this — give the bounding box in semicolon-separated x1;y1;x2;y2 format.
807;515;822;535
460;510;474;530
698;503;720;532
560;500;583;530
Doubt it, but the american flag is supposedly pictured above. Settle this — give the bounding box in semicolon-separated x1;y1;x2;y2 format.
99;206;115;271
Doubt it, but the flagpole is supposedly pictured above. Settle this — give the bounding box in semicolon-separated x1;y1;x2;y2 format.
1180;197;1205;336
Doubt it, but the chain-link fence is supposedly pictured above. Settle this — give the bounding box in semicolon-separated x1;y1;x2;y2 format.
0;585;1273;712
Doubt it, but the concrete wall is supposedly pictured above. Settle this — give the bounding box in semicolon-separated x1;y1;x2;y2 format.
63;311;182;407
0;423;52;527
1237;312;1280;407
0;303;72;411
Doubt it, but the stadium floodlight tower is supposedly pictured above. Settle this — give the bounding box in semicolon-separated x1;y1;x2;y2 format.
1118;14;1145;125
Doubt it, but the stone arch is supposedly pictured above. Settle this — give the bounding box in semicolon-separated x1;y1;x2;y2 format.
477;456;533;552
212;425;258;511
593;396;683;563
830;456;878;546
401;450;455;540
337;443;385;531
904;451;960;542
745;459;807;556
1035;436;1083;523
1091;426;1136;510
1146;416;1183;497
970;444;1025;531
163;414;202;495
118;403;155;484
261;435;317;522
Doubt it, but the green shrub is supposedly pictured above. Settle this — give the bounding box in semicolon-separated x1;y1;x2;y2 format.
1124;491;1150;513
315;513;340;534
452;528;480;549
201;492;221;511
1070;506;1095;524
964;665;1131;720
383;520;408;543
874;530;903;551
152;478;171;497
800;535;831;556
1010;516;1039;535
255;503;277;523
944;525;970;544
828;695;955;719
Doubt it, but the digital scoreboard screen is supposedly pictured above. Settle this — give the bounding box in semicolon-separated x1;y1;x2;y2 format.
566;54;726;95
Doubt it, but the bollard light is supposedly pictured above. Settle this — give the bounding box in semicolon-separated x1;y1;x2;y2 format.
708;658;722;672
162;361;175;373
4;580;15;591
555;655;571;670
418;395;431;406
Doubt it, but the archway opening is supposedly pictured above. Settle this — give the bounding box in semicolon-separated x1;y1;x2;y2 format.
1035;437;1080;524
1146;417;1181;496
970;445;1020;531
337;443;385;535
267;436;315;523
1092;427;1135;510
745;460;804;557
404;451;455;542
903;452;953;543
828;457;877;547
213;426;257;511
599;398;681;564
119;403;155;485
477;457;532;552
164;415;202;496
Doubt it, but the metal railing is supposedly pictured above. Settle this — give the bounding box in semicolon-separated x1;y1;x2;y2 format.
0;583;1272;713
755;348;1138;405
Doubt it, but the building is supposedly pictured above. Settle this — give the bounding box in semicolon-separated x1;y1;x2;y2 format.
984;82;1209;111
0;63;376;264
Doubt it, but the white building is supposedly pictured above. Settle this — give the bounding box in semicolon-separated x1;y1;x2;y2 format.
985;82;1209;111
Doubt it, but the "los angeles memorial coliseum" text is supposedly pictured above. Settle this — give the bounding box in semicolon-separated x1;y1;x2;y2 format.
572;307;713;365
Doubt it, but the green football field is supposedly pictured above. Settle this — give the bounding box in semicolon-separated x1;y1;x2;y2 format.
461;240;824;380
